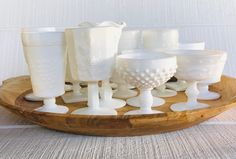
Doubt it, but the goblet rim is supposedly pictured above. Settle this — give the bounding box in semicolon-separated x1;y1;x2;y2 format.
164;49;227;57
122;29;140;33
118;51;176;62
142;28;178;33
179;41;205;45
66;25;124;31
21;27;64;33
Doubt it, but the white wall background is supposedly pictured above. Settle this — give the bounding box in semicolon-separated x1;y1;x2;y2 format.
0;0;236;83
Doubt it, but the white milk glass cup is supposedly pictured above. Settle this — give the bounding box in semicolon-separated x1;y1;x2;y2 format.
61;29;87;103
197;51;227;100
21;27;69;114
111;30;140;99
166;42;205;92
117;51;177;115
167;50;223;112
142;28;179;97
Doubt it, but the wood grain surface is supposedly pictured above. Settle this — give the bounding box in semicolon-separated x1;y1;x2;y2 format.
0;75;236;136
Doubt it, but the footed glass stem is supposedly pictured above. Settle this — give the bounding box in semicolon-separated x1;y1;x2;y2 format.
113;83;137;99
125;88;164;115
170;81;209;112
153;84;177;97
197;83;220;100
72;81;117;115
62;82;87;103
35;98;69;114
100;80;126;109
64;84;73;92
24;93;43;102
166;80;189;92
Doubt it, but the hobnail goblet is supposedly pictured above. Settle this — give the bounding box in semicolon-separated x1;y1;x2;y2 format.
116;51;177;115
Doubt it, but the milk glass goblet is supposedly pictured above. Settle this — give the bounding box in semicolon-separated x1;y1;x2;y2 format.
111;30;140;99
69;21;126;115
95;21;126;109
142;28;179;97
116;51;177;115
197;51;227;100
61;29;87;103
21;27;69;114
166;42;205;92
168;50;222;111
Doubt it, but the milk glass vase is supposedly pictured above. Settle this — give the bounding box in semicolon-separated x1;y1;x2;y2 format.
21;27;69;114
68;21;126;115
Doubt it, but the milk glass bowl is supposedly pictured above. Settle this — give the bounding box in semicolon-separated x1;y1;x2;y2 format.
167;50;223;111
116;51;177;115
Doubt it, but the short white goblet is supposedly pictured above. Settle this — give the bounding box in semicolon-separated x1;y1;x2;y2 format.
111;30;140;99
166;42;205;92
117;51;177;115
61;29;87;103
197;51;227;100
68;21;126;115
142;28;179;97
168;50;222;111
21;27;68;114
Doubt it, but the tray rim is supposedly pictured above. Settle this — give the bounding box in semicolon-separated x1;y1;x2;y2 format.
0;75;236;136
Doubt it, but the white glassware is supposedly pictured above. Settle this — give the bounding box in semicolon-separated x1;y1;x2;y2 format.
64;84;73;92
198;51;227;100
24;93;43;102
151;84;177;97
166;42;205;92
111;30;140;99
68;21;126;115
117;50;177;115
168;50;222;112
62;29;87;103
94;22;126;109
142;28;179;97
179;42;205;50
142;28;179;49
21;27;69;114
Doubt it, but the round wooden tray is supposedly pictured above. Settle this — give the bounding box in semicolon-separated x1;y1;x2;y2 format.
0;76;236;136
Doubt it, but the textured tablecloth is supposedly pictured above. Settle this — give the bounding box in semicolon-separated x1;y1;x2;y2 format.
0;106;236;159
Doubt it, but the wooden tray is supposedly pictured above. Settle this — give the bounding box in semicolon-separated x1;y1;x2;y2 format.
0;76;236;136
